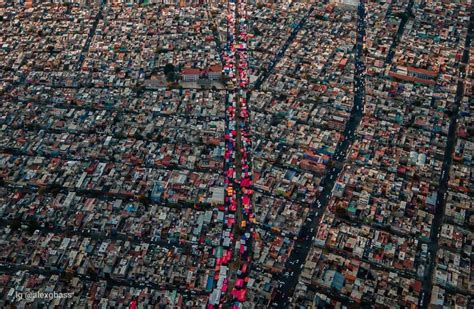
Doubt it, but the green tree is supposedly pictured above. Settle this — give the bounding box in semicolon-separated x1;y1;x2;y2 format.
164;63;175;75
10;217;21;231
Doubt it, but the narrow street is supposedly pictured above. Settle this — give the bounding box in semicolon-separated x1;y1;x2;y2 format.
0;263;209;298
75;1;105;71
226;0;245;293
226;0;254;304
0;218;198;257
385;0;414;65
252;6;315;90
211;0;252;306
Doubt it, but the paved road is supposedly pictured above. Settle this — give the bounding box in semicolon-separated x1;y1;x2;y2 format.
75;1;105;72
419;11;473;309
1;179;213;213
252;6;315;91
0;217;201;252
0;263;209;298
0;145;220;178
3;94;224;121
271;2;366;307
385;0;414;65
225;0;254;304
217;0;251;305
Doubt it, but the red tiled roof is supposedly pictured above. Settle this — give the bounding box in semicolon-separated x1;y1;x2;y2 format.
182;68;201;75
209;64;223;72
407;66;438;77
388;71;436;85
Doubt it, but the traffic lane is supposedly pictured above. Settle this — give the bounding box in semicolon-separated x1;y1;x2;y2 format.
270;162;343;305
271;1;366;305
419;15;473;309
272;113;364;306
253;7;315;90
270;100;362;305
0;263;209;297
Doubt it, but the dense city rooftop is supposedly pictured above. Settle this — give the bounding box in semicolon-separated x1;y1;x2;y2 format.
0;0;472;308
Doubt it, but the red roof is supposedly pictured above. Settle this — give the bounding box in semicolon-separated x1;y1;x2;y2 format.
209;64;223;72
407;66;438;77
388;71;436;85
182;68;201;75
